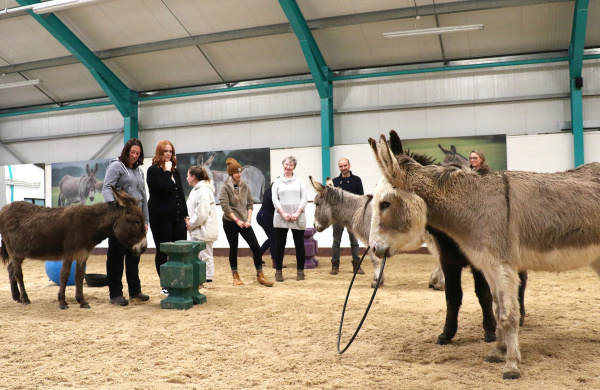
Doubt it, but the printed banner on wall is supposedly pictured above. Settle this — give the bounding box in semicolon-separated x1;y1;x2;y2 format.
176;148;270;204
51;159;110;207
402;134;507;171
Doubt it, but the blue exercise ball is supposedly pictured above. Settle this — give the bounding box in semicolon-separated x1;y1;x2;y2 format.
45;260;83;286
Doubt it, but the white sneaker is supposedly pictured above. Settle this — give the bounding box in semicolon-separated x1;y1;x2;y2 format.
160;288;169;296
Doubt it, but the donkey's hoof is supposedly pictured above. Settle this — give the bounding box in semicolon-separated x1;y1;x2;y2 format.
18;298;31;305
502;370;520;380
371;280;384;288
436;334;452;345
80;303;90;309
59;304;69;310
484;331;496;343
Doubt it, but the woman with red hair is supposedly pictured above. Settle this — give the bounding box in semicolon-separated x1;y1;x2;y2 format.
147;140;189;295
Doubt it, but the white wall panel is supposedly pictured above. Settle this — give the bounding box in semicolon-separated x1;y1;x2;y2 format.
507;133;573;172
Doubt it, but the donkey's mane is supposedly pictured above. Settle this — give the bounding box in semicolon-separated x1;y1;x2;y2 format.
405;148;436;166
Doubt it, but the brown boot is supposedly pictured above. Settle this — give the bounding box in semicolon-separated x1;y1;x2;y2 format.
352;261;365;275
330;260;340;275
257;271;274;287
296;269;305;281
232;271;244;286
275;270;284;282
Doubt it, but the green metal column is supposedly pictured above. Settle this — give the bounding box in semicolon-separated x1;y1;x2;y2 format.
321;90;333;180
279;0;334;180
569;0;589;167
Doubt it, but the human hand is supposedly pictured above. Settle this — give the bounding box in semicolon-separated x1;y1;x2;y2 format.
243;220;251;228
164;161;172;171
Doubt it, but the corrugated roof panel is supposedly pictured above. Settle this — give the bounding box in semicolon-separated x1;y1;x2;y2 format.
317;17;443;69
104;47;223;91
0;16;71;63
200;34;309;81
22;64;108;102
585;0;600;47
0;76;53;110
168;0;288;34
58;0;189;50
298;0;415;19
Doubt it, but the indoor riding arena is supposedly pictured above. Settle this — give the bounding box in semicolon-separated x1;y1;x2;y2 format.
1;1;600;389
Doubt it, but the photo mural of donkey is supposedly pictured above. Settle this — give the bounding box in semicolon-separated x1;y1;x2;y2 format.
58;163;98;206
200;154;265;203
0;188;147;309
369;130;600;379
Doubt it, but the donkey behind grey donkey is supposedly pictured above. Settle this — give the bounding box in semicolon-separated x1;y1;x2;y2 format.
0;187;147;309
58;163;98;206
369;130;600;379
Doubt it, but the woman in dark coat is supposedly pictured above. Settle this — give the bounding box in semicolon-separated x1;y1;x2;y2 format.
146;140;189;295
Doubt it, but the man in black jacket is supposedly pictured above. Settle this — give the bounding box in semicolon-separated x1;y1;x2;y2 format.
330;158;364;275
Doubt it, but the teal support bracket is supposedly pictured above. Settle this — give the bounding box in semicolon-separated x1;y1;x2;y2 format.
278;0;334;179
18;1;138;141
568;0;589;167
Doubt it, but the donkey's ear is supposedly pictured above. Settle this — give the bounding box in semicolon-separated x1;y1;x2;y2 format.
111;186;127;207
86;164;91;174
389;130;404;155
372;134;402;186
309;176;324;192
325;177;334;187
93;163;98;173
451;145;457;153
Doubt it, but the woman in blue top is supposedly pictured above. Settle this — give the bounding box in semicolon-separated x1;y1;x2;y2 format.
102;138;150;306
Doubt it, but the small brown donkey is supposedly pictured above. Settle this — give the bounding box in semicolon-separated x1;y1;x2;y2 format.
0;187;147;309
369;130;600;379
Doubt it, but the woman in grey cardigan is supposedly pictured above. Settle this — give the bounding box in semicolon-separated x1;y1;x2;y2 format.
102;138;150;306
219;157;273;287
272;156;308;282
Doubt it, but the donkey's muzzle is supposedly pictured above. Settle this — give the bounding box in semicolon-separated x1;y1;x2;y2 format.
131;238;147;256
371;241;390;259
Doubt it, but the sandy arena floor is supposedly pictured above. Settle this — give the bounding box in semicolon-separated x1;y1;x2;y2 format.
1;253;600;389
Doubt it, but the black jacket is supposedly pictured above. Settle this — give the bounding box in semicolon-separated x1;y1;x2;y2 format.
332;172;364;195
146;164;189;222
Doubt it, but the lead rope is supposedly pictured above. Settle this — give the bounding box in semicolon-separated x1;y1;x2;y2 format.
337;246;387;354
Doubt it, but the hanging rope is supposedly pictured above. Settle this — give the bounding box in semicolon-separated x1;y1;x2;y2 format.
337;246;387;354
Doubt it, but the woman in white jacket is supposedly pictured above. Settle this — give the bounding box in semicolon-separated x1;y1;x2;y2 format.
186;166;219;288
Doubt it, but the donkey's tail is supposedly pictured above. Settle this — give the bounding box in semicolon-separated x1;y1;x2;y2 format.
0;239;8;265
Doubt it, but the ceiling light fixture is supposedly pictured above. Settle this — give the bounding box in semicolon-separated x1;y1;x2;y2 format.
0;79;41;90
32;0;107;15
383;24;484;38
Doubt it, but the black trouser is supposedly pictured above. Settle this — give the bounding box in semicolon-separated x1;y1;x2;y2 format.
256;211;276;257
274;228;305;271
106;236;142;299
222;218;263;270
150;219;188;276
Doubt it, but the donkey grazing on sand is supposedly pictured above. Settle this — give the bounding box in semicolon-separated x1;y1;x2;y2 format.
369;130;600;379
0;187;147;309
58;163;98;206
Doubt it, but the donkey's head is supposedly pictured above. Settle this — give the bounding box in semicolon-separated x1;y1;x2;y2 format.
85;163;98;202
310;176;343;232
110;187;147;256
369;176;428;258
367;131;428;258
